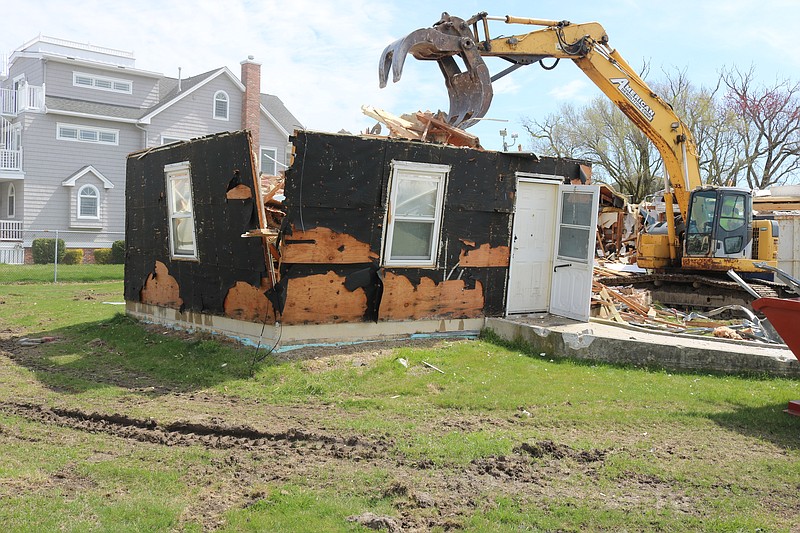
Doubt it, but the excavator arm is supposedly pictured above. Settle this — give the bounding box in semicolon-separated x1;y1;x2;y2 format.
379;12;703;225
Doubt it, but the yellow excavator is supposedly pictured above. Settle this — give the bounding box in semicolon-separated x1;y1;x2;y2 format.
379;12;780;291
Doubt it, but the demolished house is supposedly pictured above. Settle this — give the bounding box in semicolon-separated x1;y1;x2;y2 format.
124;130;599;346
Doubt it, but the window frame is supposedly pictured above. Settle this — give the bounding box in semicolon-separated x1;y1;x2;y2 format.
165;161;199;261
160;136;186;145
77;184;100;220
382;160;449;268
57;123;119;146
213;90;229;121
72;71;133;94
7;183;15;218
260;146;278;175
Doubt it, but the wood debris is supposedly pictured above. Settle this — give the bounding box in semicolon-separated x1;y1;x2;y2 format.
361;105;481;149
592;273;779;343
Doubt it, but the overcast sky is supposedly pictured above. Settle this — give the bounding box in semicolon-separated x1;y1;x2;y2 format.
3;0;799;150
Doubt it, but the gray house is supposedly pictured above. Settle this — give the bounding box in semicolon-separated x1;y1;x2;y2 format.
0;36;302;264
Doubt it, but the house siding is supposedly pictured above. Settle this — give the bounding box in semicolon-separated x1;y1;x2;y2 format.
5;56;44;87
259;115;290;172
20;112;136;236
147;75;244;146
45;60;160;109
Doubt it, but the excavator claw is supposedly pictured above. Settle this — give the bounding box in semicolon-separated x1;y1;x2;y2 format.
378;12;493;129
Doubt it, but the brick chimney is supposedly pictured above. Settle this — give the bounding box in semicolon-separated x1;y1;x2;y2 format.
240;56;262;153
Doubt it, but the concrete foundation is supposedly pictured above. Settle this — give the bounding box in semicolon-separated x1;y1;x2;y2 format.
126;302;483;350
126;302;800;377
489;315;800;377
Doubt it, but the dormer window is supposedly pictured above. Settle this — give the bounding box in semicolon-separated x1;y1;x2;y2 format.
213;91;229;120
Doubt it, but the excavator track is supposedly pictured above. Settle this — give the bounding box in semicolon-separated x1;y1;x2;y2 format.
595;272;787;310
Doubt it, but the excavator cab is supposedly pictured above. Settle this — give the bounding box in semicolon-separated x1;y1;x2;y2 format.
685;189;751;259
682;188;778;272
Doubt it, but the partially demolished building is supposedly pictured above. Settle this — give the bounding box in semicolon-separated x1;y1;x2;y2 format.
125;130;597;346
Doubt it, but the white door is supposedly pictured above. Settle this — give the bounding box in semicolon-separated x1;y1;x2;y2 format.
549;184;600;321
507;178;560;313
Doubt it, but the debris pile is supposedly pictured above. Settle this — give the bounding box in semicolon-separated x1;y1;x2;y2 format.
592;272;782;344
362;105;481;148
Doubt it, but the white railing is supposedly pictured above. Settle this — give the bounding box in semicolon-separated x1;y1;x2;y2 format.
0;83;44;115
0;220;22;241
0;148;22;170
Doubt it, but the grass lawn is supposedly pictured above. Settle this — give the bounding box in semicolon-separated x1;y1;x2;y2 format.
0;281;798;531
0;263;124;283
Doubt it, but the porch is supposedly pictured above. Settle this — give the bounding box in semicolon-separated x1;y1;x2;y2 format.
0;220;23;264
0;83;44;116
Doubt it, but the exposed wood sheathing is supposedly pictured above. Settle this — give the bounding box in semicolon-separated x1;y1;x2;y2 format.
458;242;510;267
379;272;484;320
140;261;183;309
224;280;275;323
282;226;379;264
282;271;368;324
226;184;253;200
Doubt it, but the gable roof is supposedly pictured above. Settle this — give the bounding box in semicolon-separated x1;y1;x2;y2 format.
138;67;245;124
39;59;304;135
260;94;303;137
61;165;114;189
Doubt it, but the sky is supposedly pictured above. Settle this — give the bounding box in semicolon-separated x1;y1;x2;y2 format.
3;0;800;151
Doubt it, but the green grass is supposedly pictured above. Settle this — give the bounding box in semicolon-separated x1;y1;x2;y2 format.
0;263;123;283
0;281;798;531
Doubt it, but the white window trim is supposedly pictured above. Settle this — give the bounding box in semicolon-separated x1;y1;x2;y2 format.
213;90;229;121
77;184;100;220
7;183;15;219
260;146;278;175
165;161;199;261
383;160;449;268
57;122;119;146
161;135;187;145
73;71;133;94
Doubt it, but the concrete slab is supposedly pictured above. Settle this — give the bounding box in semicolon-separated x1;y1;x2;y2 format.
487;314;800;377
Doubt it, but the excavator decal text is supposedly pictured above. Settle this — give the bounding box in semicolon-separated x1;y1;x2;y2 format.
610;78;655;121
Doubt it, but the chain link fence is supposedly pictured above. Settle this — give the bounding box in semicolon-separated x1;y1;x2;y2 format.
0;228;125;283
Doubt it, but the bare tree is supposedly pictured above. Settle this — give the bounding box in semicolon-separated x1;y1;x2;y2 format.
722;67;800;189
523;97;662;203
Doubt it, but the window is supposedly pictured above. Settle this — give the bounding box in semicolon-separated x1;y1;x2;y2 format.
161;136;185;145
7;184;15;218
260;147;277;175
57;123;118;145
383;161;449;267
556;191;595;262
213;91;229;120
78;184;99;219
165;161;198;260
73;72;132;94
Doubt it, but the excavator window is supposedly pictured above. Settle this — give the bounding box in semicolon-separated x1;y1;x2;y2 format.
686;191;716;255
719;195;746;232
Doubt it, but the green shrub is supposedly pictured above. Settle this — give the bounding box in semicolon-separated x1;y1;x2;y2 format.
110;240;125;264
62;249;83;265
32;238;66;264
94;248;113;264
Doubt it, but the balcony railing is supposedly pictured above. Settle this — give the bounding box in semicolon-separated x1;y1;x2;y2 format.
0;83;44;116
0;220;22;241
0;148;21;171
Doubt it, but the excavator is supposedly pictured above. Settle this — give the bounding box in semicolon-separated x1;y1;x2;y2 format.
378;12;785;304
